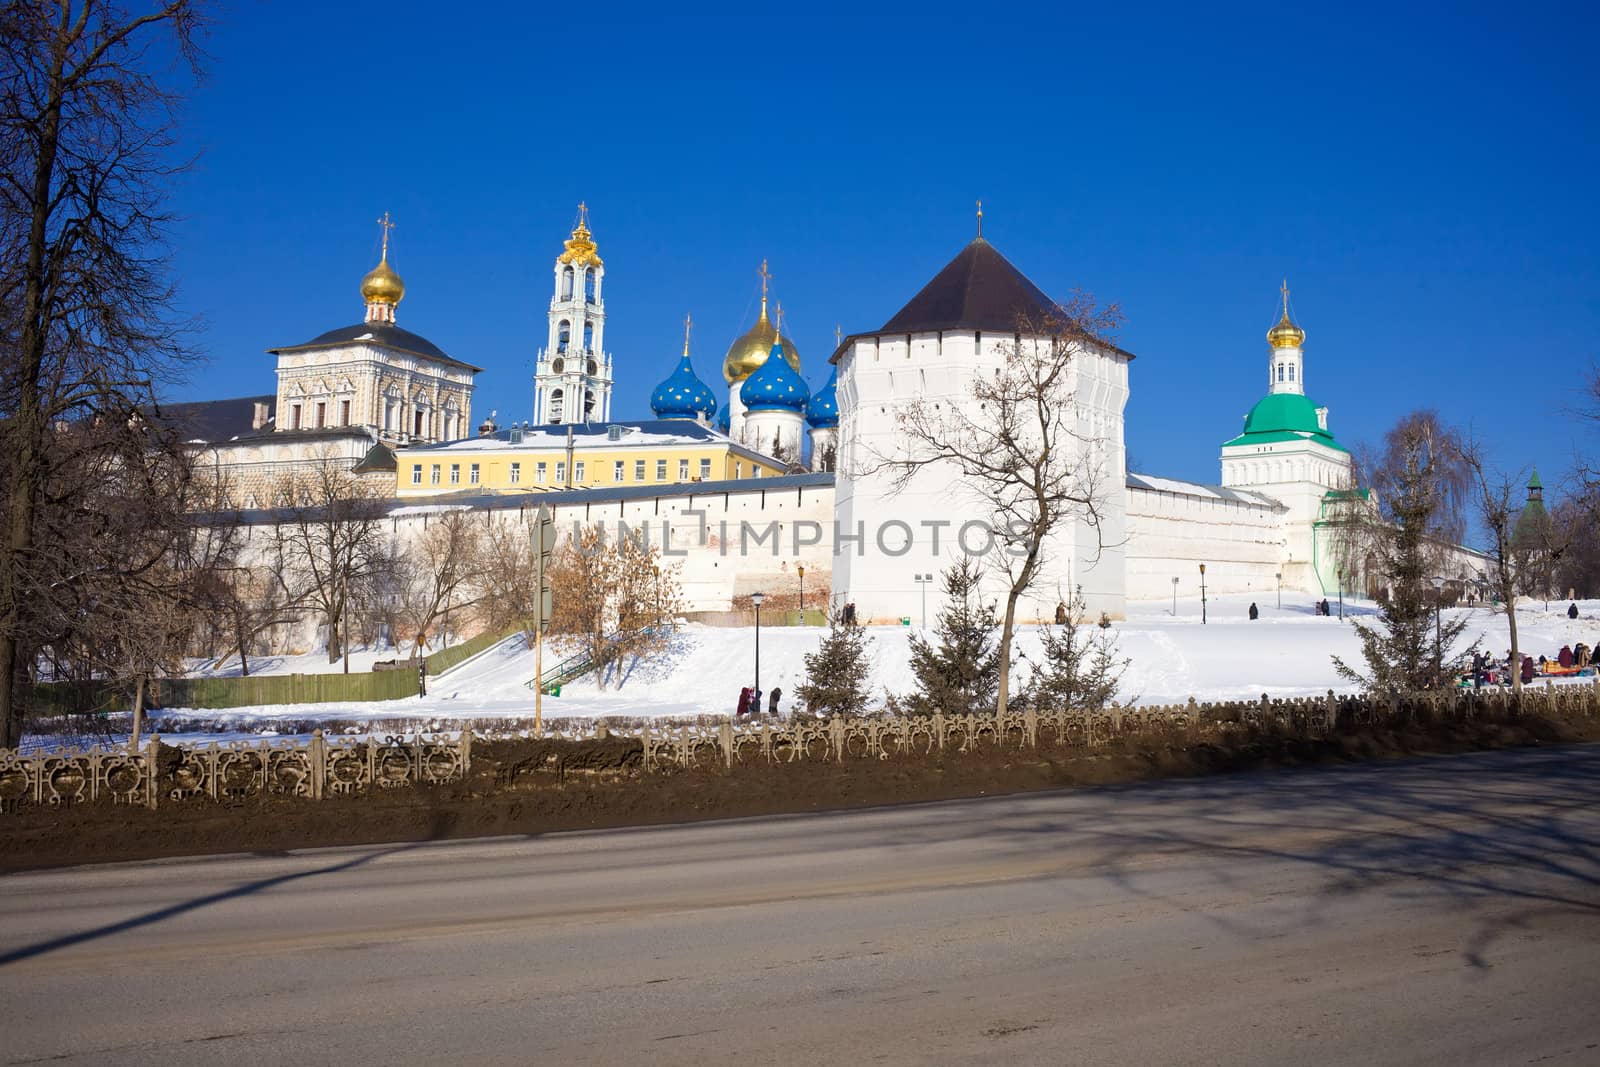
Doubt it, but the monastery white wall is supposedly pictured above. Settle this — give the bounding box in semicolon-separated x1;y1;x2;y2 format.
235;479;838;619
1124;481;1287;601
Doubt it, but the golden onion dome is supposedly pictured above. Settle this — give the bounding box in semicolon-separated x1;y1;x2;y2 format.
360;254;405;307
1266;279;1305;349
558;203;603;269
1266;312;1305;349
723;301;801;383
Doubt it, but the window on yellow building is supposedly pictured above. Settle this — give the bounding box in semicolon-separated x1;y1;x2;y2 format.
679;459;689;480
614;460;624;482
535;462;545;483
469;463;479;485
510;462;521;484
634;459;645;480
556;461;566;484
735;462;742;479
574;461;585;482
430;465;440;485
411;464;421;485
700;458;711;480
656;459;667;480
450;464;460;485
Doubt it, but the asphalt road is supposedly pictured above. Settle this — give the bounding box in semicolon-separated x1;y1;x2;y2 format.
3;746;1599;1066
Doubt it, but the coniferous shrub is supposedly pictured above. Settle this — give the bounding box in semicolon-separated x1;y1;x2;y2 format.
795;607;874;717
904;558;1000;715
1025;586;1129;712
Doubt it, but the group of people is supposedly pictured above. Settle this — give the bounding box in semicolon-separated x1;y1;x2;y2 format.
736;685;782;717
1463;642;1596;688
1313;599;1335;616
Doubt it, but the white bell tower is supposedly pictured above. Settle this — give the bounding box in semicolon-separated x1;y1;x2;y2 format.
533;203;614;424
1266;278;1306;395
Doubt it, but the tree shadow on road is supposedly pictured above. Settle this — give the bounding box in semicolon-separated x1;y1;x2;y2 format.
0;812;460;968
990;744;1600;970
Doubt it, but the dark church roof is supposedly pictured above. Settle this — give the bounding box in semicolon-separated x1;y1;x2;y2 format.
269;321;483;373
352;441;398;474
157;394;276;443
829;237;1135;363
881;237;1058;334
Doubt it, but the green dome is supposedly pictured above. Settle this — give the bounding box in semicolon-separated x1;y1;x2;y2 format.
1223;393;1347;452
1243;394;1324;435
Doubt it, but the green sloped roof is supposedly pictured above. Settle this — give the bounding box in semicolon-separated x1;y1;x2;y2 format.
1221;392;1348;453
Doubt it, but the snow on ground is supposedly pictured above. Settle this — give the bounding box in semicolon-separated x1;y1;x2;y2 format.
60;591;1595;750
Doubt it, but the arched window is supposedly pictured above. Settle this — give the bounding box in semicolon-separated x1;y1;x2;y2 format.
583;322;593;352
557;320;570;353
561;267;575;301
1277;364;1285;382
584;268;596;303
549;388;564;423
1288;363;1296;382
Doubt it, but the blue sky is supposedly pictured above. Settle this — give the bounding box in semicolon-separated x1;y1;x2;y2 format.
166;4;1599;491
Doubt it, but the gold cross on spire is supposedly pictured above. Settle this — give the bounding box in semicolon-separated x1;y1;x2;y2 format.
1281;278;1291;316
758;258;772;306
683;312;693;355
976;199;983;237
376;211;394;260
578;201;589;228
774;301;785;338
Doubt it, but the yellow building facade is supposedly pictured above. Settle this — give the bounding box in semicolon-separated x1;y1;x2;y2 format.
393;420;787;498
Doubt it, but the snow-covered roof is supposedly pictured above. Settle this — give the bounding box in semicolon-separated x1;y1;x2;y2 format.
1127;472;1284;509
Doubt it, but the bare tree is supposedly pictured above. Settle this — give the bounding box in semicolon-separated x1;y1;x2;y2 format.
1457;440;1528;692
269;456;388;672
876;296;1124;715
0;0;208;746
474;514;541;647
1331;410;1471;597
397;510;484;655
548;525;682;689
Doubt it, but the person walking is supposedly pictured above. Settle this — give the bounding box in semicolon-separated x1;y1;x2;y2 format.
768;686;783;715
1248;602;1259;620
1568;602;1580;619
1559;645;1574;669
736;686;752;717
1521;655;1536;686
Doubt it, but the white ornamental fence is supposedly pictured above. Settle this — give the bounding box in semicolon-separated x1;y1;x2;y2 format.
2;683;1596;815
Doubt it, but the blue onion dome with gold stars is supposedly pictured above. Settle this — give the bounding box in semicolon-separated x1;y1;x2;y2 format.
741;339;810;412
806;367;838;428
650;322;718;420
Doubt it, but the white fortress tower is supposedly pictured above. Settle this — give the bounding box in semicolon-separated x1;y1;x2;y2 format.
533;204;613;424
833;231;1132;622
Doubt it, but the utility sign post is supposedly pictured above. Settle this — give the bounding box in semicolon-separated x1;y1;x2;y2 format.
532;505;557;733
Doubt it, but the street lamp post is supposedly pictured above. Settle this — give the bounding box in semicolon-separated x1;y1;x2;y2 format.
914;573;934;628
751;591;765;694
1171;576;1180;616
1199;564;1207;625
1337;568;1345;620
797;564;806;618
1275;571;1282;611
